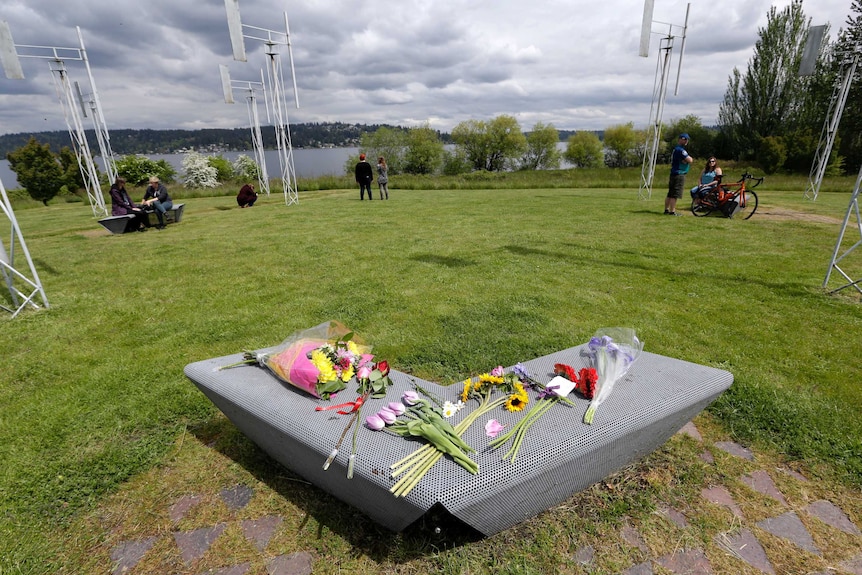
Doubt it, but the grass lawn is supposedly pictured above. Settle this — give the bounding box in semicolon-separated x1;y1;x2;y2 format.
1;171;861;573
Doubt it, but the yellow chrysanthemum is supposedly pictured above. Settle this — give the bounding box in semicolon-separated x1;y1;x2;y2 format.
341;365;355;382
347;340;359;355
311;349;337;383
504;391;529;412
460;379;472;403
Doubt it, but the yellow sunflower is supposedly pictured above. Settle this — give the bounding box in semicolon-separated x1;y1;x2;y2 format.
460;378;472;403
504;389;529;412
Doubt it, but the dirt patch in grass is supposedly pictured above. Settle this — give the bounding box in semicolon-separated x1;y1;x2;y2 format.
756;206;843;224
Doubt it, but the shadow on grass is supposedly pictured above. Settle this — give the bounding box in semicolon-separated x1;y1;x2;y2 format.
188;416;485;563
410;253;476;268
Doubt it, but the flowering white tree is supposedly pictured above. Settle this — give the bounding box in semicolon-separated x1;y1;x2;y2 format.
181;151;219;188
232;154;260;181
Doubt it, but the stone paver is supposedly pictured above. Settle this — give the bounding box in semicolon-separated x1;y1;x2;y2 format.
266;551;314;575
174;524;227;565
701;485;744;519
241;515;283;551
756;511;820;555
573;544;595;565
220;484;254;511
619;561;654;575
656;505;688;529
806;500;861;535
719;528;775;574
621;522;649;552
109;536;157;575
677;421;702;442
699;450;715;464
839;552;862;575
170;494;203;523
741;470;787;506
654;547;713;574
714;441;755;461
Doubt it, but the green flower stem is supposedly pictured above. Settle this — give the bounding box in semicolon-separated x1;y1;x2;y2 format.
503;398;558;462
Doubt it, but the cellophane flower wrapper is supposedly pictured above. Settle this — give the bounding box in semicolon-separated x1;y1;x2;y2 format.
583;327;644;424
247;321;371;399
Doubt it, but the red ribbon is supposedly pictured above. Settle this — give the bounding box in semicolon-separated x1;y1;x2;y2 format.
315;396;365;414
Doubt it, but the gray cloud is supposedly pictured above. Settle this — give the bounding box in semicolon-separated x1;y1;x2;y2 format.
0;0;852;136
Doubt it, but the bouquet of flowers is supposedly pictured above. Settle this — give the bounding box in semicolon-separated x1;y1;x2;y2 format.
582;327;643;424
219;320;373;400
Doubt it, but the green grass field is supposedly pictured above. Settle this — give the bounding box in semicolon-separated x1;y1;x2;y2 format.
2;170;861;573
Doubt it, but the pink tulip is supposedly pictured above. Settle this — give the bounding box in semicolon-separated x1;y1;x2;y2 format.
365;414;386;430
359;353;375;367
387;402;406;416
402;390;420;405
485;419;506;438
491;366;504;378
357;365;372;380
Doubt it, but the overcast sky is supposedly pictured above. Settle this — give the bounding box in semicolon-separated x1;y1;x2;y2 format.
0;0;854;137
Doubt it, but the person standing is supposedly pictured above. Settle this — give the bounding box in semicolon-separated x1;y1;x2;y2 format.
237;183;258;208
143;176;173;229
376;156;389;200
355;153;374;200
109;176;149;231
665;133;693;216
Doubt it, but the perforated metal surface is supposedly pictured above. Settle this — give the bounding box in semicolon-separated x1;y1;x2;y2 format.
184;344;732;535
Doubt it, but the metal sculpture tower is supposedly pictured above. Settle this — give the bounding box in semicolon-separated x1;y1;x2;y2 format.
224;0;300;206
0;177;49;317
220;65;271;195
0;22;116;217
637;1;690;200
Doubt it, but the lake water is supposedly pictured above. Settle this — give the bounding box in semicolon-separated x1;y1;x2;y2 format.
0;147;360;189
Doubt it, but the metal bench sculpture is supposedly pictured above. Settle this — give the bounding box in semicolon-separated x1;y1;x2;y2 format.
184;343;732;535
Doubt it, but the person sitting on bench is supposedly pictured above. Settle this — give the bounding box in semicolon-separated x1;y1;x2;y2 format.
109;177;149;232
142;177;173;229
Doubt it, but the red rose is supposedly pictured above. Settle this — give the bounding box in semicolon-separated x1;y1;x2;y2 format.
377;360;390;377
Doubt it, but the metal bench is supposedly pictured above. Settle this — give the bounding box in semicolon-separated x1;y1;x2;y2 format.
184;344;732;536
98;204;185;234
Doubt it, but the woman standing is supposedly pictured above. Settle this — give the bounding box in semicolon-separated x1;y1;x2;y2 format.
376;157;389;200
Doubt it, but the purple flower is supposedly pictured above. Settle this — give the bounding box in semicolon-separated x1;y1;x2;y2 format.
377;408;397;424
512;362;530;380
537;383;559;400
402;390;420;405
387;402;406;416
490;365;504;378
365;414;385;430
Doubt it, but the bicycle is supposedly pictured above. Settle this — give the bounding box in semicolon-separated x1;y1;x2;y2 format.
690;172;763;219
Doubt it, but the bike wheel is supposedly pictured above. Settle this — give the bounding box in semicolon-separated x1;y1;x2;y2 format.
738;190;758;219
691;198;713;217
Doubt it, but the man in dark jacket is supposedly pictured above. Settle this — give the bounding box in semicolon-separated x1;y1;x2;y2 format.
354;153;374;200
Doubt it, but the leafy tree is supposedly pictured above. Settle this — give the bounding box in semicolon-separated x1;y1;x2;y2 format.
360;127;407;174
114;155;176;185
564;131;604;168
664;116;714;161
206;154;233;182
182;152;219;188
451;115;527;171
718;0;817;161
6;137;64;205
57;146;87;192
440;149;471;175
602;123;640;168
758;136;788;174
403;125;444;175
519;122;561;170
